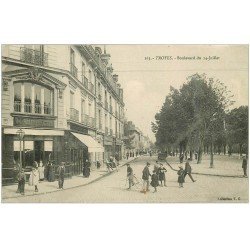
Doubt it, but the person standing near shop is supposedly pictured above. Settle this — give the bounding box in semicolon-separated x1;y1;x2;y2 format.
29;162;39;192
57;162;65;189
83;159;91;178
150;170;159;193
38;161;45;181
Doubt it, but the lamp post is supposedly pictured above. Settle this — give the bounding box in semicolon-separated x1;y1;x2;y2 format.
16;129;25;172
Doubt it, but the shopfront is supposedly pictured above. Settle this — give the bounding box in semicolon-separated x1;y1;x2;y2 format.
2;128;64;184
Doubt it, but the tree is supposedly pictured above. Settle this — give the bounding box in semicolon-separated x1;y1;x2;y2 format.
226;106;248;156
152;73;234;167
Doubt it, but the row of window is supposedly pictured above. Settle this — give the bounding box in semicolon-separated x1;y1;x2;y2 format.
14;82;53;115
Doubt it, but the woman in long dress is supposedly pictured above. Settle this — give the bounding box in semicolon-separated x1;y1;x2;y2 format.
29;162;39;192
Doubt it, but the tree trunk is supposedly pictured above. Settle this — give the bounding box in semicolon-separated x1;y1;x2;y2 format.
223;145;226;155
210;141;214;168
197;146;203;164
190;150;193;161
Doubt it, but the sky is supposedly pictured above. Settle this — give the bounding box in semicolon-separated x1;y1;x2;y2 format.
104;45;248;142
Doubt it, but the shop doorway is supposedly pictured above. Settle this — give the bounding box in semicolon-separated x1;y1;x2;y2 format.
34;140;44;163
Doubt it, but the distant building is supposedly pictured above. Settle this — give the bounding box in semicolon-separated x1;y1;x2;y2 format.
123;121;152;155
1;45;125;184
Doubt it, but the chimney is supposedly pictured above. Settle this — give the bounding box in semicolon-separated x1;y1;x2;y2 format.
113;74;118;83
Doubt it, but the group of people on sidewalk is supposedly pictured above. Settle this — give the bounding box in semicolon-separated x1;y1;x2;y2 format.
16;161;66;195
126;159;196;193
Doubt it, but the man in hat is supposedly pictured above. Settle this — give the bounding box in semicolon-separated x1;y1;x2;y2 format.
126;163;134;190
57;162;65;189
140;162;151;194
183;159;196;182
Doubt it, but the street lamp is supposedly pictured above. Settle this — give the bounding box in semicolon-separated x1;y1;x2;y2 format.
16;129;25;172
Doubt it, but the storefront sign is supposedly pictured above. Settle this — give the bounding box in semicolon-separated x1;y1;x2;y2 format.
14;116;54;128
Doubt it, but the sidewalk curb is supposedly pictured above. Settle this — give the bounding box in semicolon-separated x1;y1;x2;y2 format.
166;161;246;178
2;157;138;200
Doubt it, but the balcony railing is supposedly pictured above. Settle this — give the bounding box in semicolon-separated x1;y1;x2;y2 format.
105;101;108;110
89;117;96;128
20;47;48;66
70;63;78;78
70;108;79;122
14;101;21;112
81;114;89;125
84;76;88;89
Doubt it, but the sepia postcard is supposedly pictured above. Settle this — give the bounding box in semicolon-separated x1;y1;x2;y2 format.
1;44;249;203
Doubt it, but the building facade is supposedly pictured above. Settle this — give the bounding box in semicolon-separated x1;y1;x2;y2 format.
124;121;151;155
1;45;125;184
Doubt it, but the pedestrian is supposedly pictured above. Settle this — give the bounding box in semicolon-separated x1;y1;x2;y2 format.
177;166;185;188
47;161;55;182
29;162;39;192
115;153;120;166
57;162;65;189
126;152;129;160
38;161;45;181
126;163;134;190
140;162;151;194
183;159;196;182
17;168;26;195
150;170;159;193
96;160;101;169
180;154;184;163
242;156;248;177
83;159;91;177
158;163;167;187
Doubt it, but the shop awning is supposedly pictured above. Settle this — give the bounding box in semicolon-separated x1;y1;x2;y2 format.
71;132;104;153
4;128;64;136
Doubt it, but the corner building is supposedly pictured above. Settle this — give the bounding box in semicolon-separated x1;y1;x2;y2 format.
1;45;125;184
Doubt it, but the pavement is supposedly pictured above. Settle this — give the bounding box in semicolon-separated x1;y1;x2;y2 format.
1;156;138;200
164;154;248;178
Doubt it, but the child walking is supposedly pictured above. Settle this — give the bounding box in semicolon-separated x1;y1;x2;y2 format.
177;166;184;188
151;170;159;193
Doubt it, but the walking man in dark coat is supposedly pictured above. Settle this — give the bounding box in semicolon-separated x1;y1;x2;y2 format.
57;162;65;189
140;162;151;194
183;159;196;182
242;156;248;177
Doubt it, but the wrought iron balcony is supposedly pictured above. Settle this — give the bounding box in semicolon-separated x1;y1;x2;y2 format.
20;47;48;66
89;117;96;128
70;63;78;78
70;108;79;122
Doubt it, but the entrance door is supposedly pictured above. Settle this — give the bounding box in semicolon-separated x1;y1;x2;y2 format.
34;141;44;163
